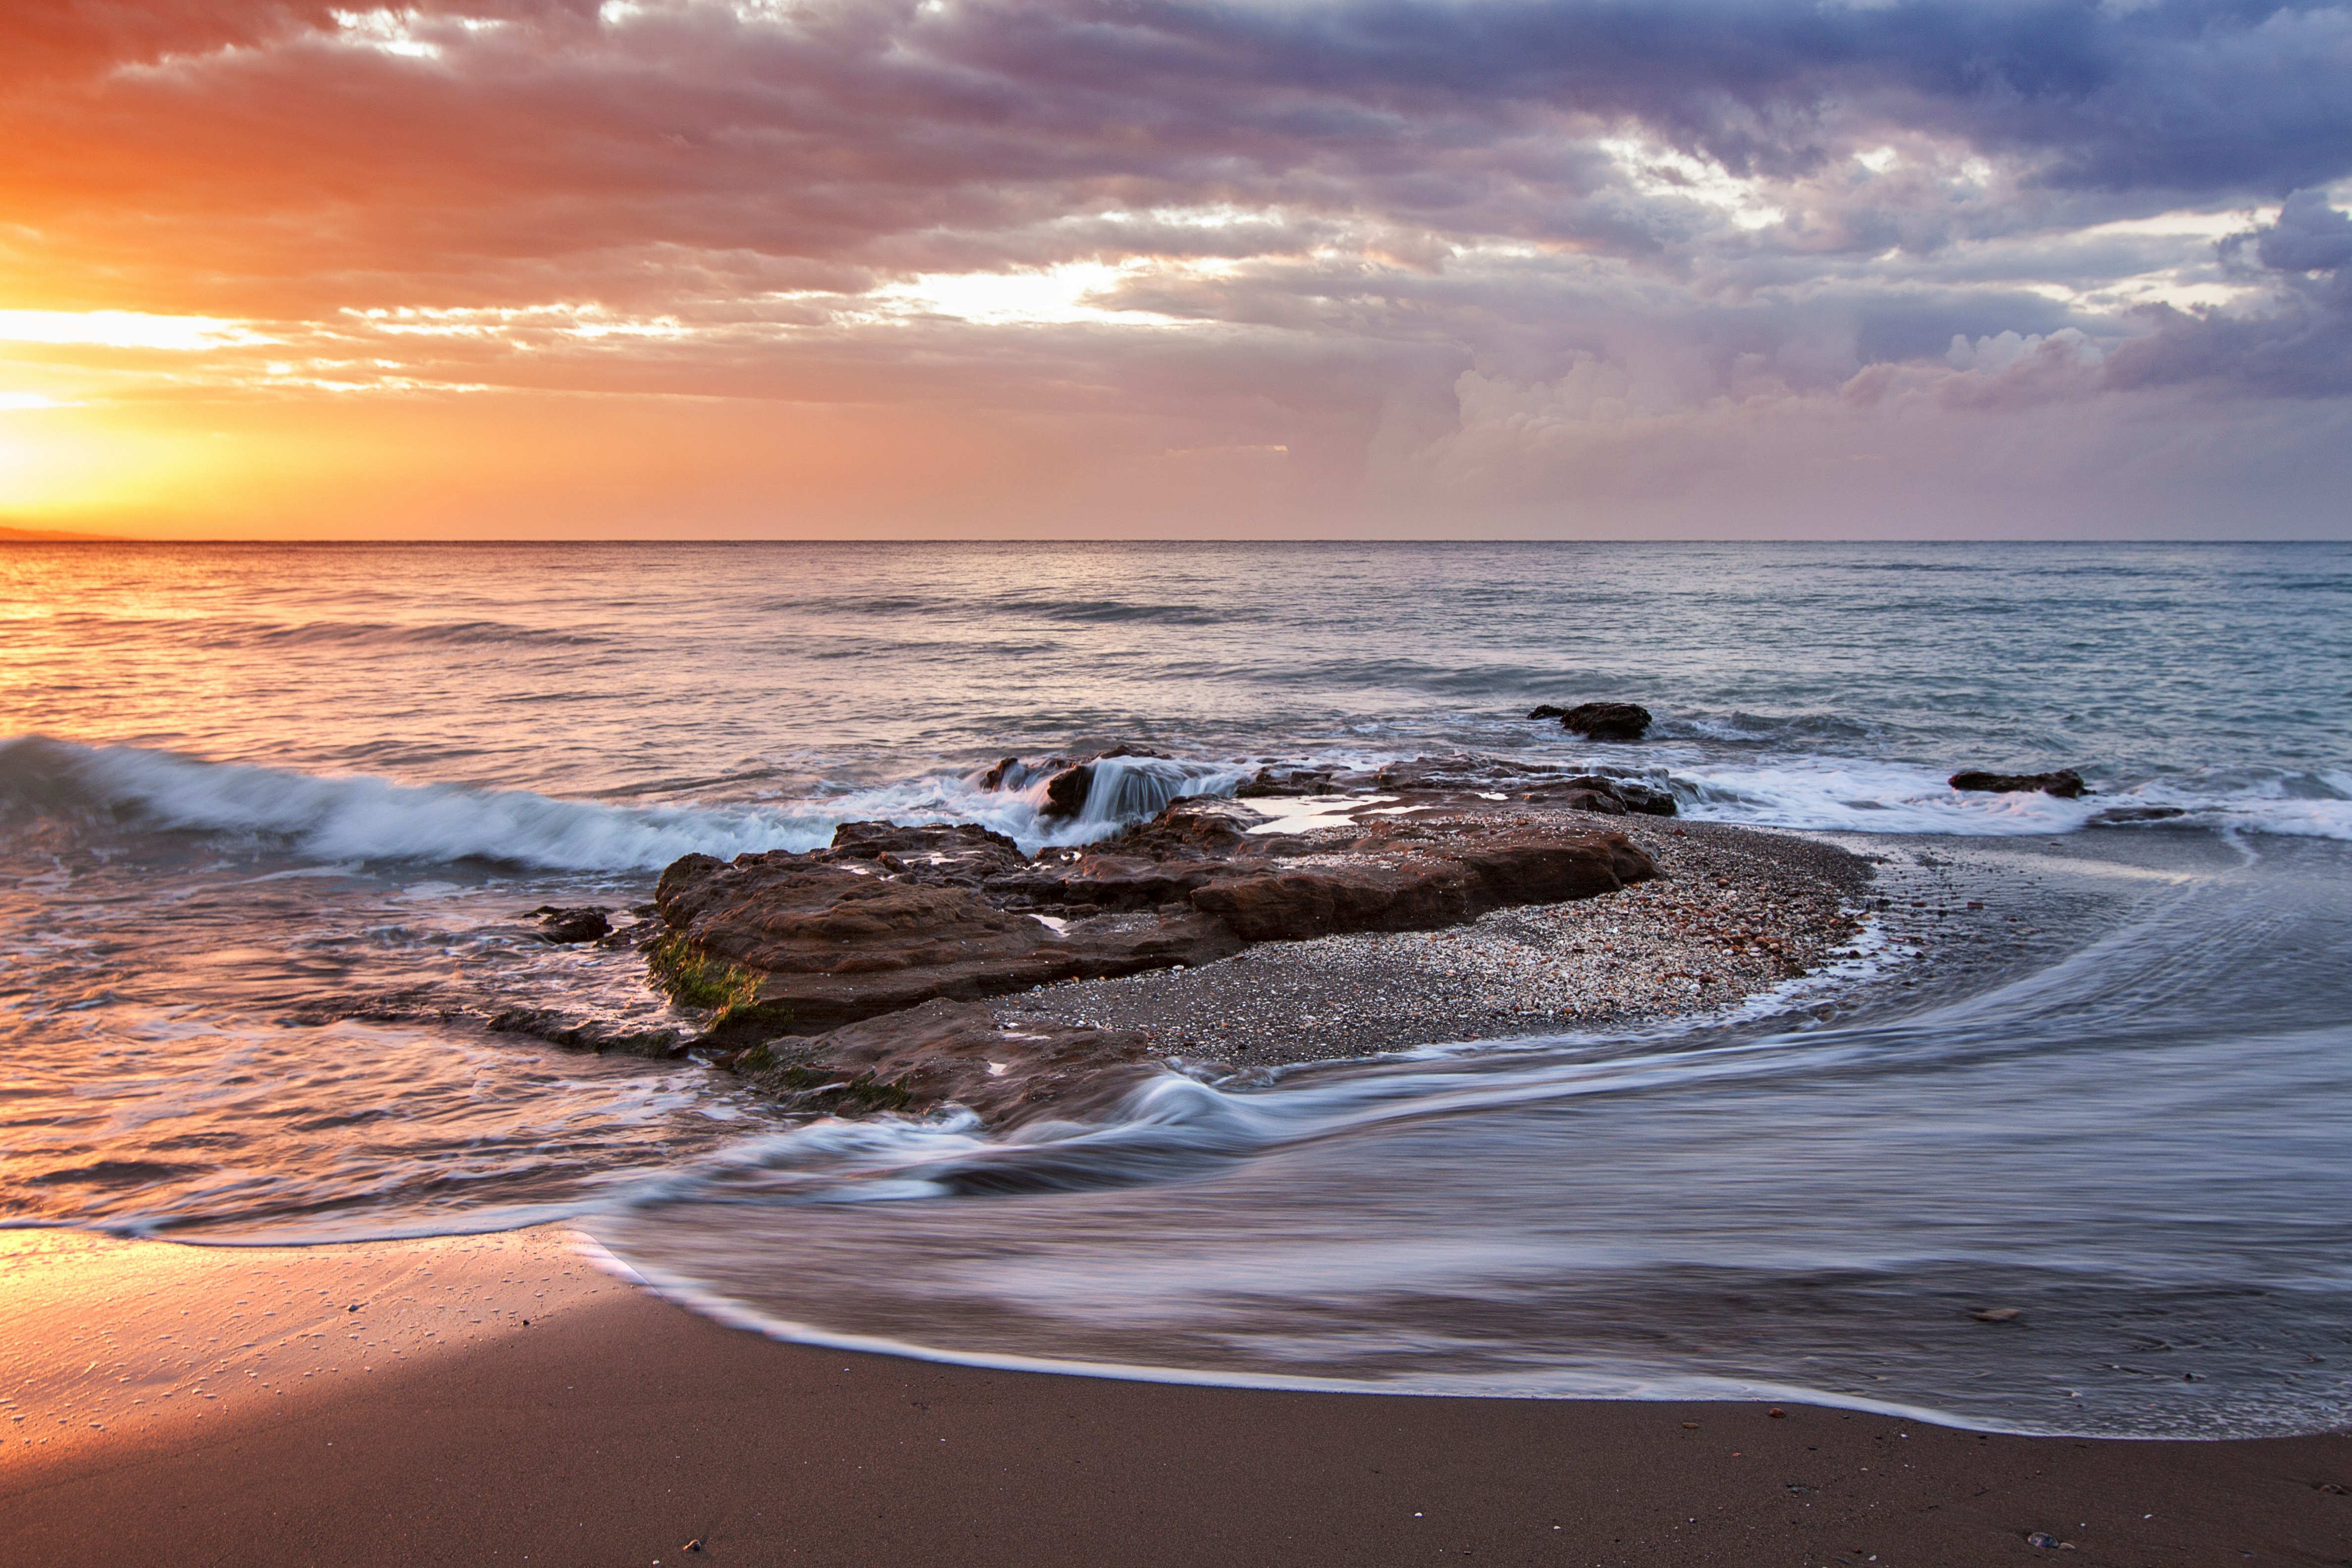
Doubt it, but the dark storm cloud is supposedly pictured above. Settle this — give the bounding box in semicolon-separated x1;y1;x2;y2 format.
978;0;2352;195
2107;193;2352;395
8;0;2348;291
2252;186;2352;272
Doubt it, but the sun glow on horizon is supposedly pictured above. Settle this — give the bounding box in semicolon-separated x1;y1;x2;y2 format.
0;311;273;352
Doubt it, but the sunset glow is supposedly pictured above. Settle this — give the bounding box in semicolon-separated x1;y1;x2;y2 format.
3;0;2348;537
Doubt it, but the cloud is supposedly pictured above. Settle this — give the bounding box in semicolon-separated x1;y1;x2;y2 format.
2253;186;2352;272
1;0;2349;533
2105;190;2352;396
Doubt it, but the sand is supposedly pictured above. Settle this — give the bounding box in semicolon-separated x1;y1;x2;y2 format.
0;1226;617;1472
2;1230;2346;1568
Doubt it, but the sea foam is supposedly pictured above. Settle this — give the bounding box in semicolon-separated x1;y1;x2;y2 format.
0;737;1247;870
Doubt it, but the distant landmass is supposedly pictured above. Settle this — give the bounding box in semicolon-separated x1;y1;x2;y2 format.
0;523;126;541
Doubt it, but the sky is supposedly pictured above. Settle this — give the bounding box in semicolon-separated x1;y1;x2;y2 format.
1;0;2349;539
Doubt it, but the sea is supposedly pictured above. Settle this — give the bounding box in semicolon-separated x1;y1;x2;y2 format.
3;539;2348;1439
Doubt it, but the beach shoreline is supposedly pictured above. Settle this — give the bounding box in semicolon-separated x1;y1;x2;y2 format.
2;1238;2346;1568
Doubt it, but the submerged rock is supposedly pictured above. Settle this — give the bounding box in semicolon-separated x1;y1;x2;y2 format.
528;905;612;943
1547;775;1679;817
485;1007;685;1059
1532;701;1653;740
2089;805;2188;826
731;998;1157;1127
1950;768;2090;798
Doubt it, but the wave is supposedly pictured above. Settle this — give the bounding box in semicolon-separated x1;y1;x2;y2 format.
0;738;1246;871
0;736;823;870
1667;756;2352;840
31;611;604;651
1665;710;1886;746
6;734;2345;877
242;618;607;650
986;597;1231;626
742;592;1237;627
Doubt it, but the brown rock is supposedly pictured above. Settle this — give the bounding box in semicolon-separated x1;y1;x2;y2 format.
824;820;1031;883
654;799;1657;1045
1950;768;2089;798
1189;823;1650;941
1532;702;1653;740
656;855;1243;1034
737;998;1160;1128
1555;776;1678;817
1233;765;1336;798
528;905;612;942
1040;764;1095;819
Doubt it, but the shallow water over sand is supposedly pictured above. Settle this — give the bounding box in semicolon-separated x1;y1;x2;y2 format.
593;830;2352;1437
4;540;2349;1435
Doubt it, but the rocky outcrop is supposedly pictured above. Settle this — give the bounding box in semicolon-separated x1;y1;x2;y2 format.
1372;757;1677;816
975;756;1027;791
1531;701;1653;740
649;796;1661;1092
654;852;1241;1035
1949;768;2090;798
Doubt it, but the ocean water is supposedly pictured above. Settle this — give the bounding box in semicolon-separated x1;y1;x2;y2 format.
3;539;2348;1437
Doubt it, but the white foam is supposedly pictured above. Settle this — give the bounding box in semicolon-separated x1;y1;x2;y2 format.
9;738;2345;881
1674;757;2352;841
595;1251;2033;1431
998;755;1248;843
0;738;1249;870
7;738;833;870
1238;793;1398;834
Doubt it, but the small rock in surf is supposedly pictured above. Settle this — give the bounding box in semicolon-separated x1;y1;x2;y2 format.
528;905;612;943
1040;763;1094;818
1949;768;2089;798
1552;775;1678;817
1531;701;1653;741
2089;805;2187;826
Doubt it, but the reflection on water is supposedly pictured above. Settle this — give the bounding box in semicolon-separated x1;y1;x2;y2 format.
0;837;768;1240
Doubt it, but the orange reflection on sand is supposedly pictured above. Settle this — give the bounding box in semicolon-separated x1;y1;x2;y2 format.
0;1226;626;1472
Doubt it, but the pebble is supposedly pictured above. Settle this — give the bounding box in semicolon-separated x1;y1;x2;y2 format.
1000;819;1875;1068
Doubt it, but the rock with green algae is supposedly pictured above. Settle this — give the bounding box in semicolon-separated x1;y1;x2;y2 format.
649;796;1655;1040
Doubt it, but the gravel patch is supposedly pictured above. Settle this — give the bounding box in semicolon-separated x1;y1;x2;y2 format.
997;817;1875;1067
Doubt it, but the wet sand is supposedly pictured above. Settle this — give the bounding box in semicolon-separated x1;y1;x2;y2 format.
2;1233;2347;1568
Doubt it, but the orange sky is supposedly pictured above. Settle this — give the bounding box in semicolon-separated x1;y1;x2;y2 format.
4;0;2350;538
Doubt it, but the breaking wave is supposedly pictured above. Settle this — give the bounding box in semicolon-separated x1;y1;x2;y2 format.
0;738;1249;870
1668;755;2352;840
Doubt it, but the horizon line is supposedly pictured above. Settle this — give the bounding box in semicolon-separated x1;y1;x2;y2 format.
4;534;2343;547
